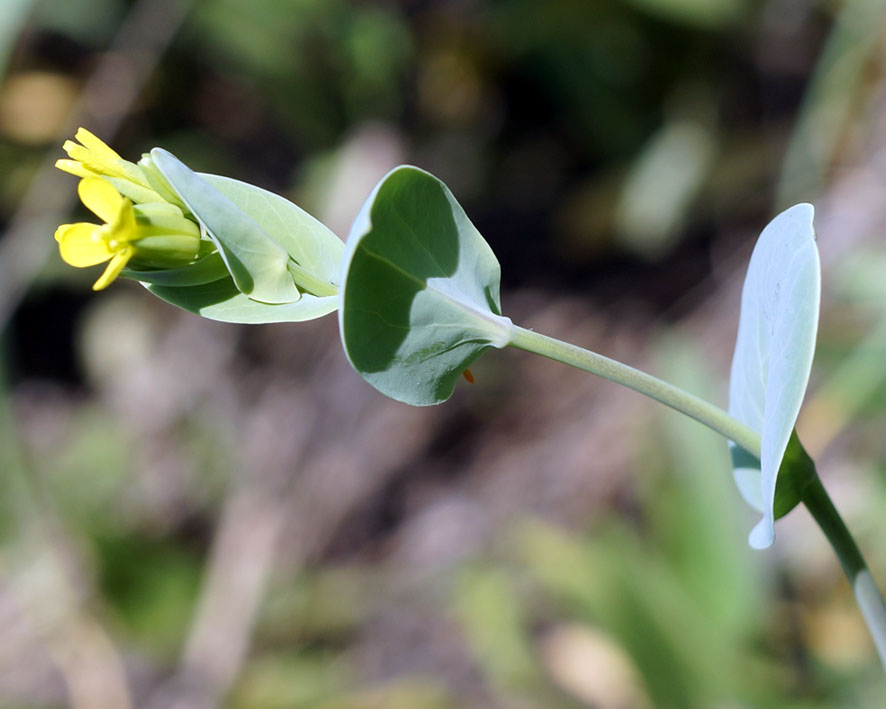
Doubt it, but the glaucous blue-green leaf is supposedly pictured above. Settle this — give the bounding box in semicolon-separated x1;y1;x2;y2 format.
201;173;344;289
131;154;344;323
728;203;820;549
151;148;301;305
123;251;229;287
339;166;513;406
147;278;338;324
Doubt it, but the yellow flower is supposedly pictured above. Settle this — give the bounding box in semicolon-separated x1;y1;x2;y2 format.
55;178;139;290
55;177;201;290
56;127;148;186
56;127;169;205
54;129;204;290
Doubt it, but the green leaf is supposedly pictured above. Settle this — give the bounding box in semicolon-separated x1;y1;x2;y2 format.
137;150;343;323
339;166;512;406
150;148;301;305
452;567;543;696
123;251;229;287
623;0;746;28
201;173;344;288
728;203;820;549
147;278;337;324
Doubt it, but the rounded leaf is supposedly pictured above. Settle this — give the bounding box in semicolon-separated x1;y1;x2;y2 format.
201;173;343;288
151;148;301;305
339;166;512;405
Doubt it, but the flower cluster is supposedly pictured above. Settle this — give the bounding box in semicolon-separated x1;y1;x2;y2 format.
55;128;202;290
54;128;345;324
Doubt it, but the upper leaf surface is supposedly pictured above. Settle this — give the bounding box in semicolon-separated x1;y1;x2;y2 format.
201;173;343;287
151;148;300;304
339;166;512;406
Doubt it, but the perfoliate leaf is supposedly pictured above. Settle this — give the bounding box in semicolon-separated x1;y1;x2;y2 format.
139;150;343;323
123;251;229;287
728;203;820;549
147;278;338;324
151;148;301;304
339;166;512;406
201;173;343;289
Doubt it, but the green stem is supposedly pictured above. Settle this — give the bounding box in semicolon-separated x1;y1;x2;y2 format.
801;471;886;670
508;325;761;456
509;323;886;670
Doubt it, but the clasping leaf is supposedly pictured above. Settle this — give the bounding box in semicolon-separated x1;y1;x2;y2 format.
151;148;300;305
339;166;512;405
728;203;820;549
145;149;343;323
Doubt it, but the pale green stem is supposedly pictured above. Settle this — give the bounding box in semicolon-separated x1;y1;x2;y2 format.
508;325;761;456
801;472;886;670
508;323;886;670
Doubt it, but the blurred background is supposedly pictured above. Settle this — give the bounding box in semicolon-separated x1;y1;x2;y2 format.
1;0;886;706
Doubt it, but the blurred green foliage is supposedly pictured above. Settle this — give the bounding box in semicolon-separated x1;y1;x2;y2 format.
95;532;202;658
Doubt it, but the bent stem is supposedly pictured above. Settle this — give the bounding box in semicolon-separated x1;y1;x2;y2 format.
508;323;886;670
801;471;886;670
508;325;761;456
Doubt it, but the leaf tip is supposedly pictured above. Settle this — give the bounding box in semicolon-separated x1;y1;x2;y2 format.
748;516;775;550
774;202;815;236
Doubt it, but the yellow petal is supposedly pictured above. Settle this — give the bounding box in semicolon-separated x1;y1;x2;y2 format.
110;196;138;243
74;127;123;162
56;223;113;267
65;128;148;186
78;177;123;223
55;158;99;178
63;142;102;168
92;246;134;290
54;222;71;242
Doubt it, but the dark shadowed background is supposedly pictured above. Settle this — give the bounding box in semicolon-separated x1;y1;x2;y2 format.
1;0;886;706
